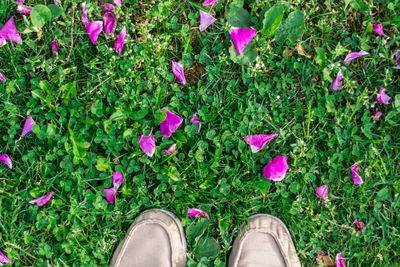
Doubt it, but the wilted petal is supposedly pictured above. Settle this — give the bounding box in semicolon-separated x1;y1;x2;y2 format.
372;108;382;119
52;38;59;54
244;134;278;153
104;187;116;204
351;163;364;185
230;27;257;55
343;50;368;64
353;220;366;232
199;11;216;32
17;4;32;15
164;143;177;155
29;192;54;207
335;252;346;267
21;116;36;137
0;72;6;82
187;208;209;219
190;113;202;132
0;250;11;265
171;61;186;85
315;184;328;199
102;11;117;37
85;21;103;46
113;0;122;7
160;110;183;138
81;2;88;24
112;171;124;189
371;22;384;37
99;2;115;11
114;26;126;55
376;88;391;105
0;154;12;169
202;0;217;7
139;134;156;157
0;17;22;44
263;155;289;181
396;50;400;69
332;71;343;91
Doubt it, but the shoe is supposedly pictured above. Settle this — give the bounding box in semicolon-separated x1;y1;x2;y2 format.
228;214;301;267
110;209;187;267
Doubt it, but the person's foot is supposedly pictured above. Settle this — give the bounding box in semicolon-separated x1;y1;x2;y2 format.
110;209;187;267
228;214;301;267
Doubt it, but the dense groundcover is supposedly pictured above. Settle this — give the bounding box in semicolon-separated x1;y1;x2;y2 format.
0;0;399;266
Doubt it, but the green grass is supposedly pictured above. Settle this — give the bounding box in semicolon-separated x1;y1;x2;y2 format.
1;0;399;266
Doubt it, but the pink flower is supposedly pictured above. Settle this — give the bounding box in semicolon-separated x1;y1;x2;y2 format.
263;155;289;181
351;163;364;185
21;116;36;137
0;72;6;82
187;208;209;219
114;27;126;55
29;192;54;207
335;252;346;267
376;88;391;105
190;113;202;132
372;109;382;119
81;2;88;24
343;51;368;64
171;61;186;85
315;184;328;199
17;4;32;15
85;21;103;46
160;110;183;138
0;17;22;44
230;27;256;55
332;71;343;91
353;220;366;232
202;0;217;7
99;2;115;11
112;171;124;189
199;11;216;32
371;22;384;37
139;134;156;157
0;250;11;265
0;154;12;169
164;143;177;155
102;11;117;37
396;50;400;69
244;134;278;153
104;187;116;204
52;38;59;54
113;0;122;7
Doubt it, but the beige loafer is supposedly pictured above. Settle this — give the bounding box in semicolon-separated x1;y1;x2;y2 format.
110;209;187;267
228;214;301;267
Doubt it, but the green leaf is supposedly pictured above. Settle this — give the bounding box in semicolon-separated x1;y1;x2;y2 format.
315;47;327;66
49;4;62;19
154;109;167;124
262;4;285;36
30;5;52;28
227;4;251;27
195;237;220;259
275;10;305;45
131;109;149;120
229;43;257;65
61;82;77;105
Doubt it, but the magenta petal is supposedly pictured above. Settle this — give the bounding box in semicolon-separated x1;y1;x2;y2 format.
171;61;186;85
17;4;32;15
343;50;368;64
376;88;391;105
52;38;59;53
335;252;346;267
53;0;59;5
371;22;384;37
102;12;117;36
230;27;256;55
160;110;183;138
263;155;289;181
0;37;6;46
0;72;6;82
17;0;25;3
315;184;328;199
353;220;366;232
114;27;126;56
113;0;122;7
104;187;116;204
190;113;202;132
81;2;88;24
332;71;343;91
244;134;278;153
164;143;177;155
187;208;209;219
202;0;217;7
29;192;54;207
0;250;11;264
21;116;36;137
0;154;12;169
85;21;103;46
0;17;22;44
99;2;115;11
372;109;382;119
396;50;400;69
351;163;364;185
112;171;124;189
199;11;216;32
139;134;156;157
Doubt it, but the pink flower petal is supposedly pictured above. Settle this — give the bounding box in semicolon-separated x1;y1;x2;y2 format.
17;0;25;3
376;88;391;105
160;110;183;138
21;116;36;137
102;11;117;37
0;72;6;82
199;11;216;32
372;109;382;119
0;154;12;169
0;38;5;46
244;134;278;153
81;2;88;24
351;163;364;185
335;252;346;267
104;187;116;204
315;184;328;199
230;27;257;55
171;61;186;85
263;155;289;181
112;171;124;189
353;220;366;232
332;71;343;91
187;208;209;219
139;134;156;157
0;250;11;264
29;192;54;207
17;4;32;15
52;38;59;54
114;26;126;56
371;22;384;37
202;0;217;7
343;50;368;64
113;0;122;7
0;17;22;44
190;113;202;132
85;21;103;46
164;143;177;155
99;2;115;11
54;0;59;5
396;50;400;69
